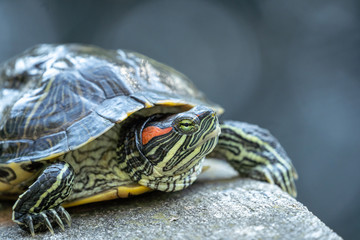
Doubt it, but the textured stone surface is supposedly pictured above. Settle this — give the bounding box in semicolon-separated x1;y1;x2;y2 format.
0;160;341;240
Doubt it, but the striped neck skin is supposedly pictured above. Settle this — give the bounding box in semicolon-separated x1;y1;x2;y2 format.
123;106;220;192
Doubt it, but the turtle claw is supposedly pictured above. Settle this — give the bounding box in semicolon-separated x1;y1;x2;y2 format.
24;215;35;237
50;209;65;231
40;212;54;234
58;206;72;227
15;207;72;235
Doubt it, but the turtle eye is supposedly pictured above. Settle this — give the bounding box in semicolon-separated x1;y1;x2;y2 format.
176;119;198;134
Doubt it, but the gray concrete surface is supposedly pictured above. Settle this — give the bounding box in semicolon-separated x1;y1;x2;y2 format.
0;160;341;240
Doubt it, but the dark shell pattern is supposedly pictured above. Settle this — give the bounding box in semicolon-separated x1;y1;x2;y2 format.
0;44;222;163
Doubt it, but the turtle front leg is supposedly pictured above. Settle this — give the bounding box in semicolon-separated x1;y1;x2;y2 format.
208;121;298;197
12;161;74;236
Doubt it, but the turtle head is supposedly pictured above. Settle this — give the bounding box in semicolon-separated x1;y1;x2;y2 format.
128;105;220;192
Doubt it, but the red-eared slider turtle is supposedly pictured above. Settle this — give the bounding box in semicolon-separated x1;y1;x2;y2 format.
0;44;297;236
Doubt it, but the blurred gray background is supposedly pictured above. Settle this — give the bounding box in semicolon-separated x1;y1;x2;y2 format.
0;0;359;238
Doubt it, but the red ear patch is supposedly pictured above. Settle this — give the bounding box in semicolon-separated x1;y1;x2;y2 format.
142;126;173;145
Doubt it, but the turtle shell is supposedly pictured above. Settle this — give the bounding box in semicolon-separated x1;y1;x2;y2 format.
0;44;223;164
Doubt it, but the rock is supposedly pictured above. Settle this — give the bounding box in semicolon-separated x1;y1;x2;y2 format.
0;160;341;240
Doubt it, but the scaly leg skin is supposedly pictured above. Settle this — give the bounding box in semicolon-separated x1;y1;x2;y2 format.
12;162;74;236
209;121;298;197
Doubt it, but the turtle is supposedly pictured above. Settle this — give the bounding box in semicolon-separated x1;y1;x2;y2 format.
0;44;297;236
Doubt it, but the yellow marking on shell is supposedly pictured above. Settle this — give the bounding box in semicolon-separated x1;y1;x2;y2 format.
122;99;153;120
23;76;55;137
29;164;69;212
0;182;13;192
144;101;153;108
71;132;96;150
62;184;152;208
46;138;53;149
75;79;86;113
125;108;141;118
40;152;65;161
0;162;37;190
156;100;193;107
